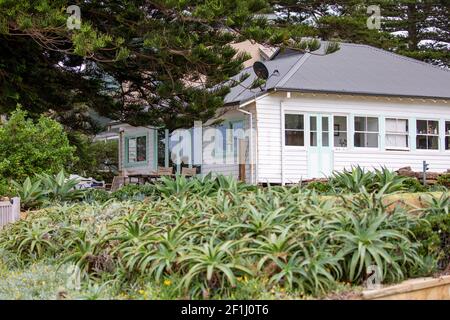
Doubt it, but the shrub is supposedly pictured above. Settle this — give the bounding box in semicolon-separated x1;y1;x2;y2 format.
111;184;155;201
0;179;13;197
411;195;450;271
11;177;46;209
70;133;119;183
403;177;427;192
0;108;76;181
437;174;450;188
83;189;111;203
306;181;332;193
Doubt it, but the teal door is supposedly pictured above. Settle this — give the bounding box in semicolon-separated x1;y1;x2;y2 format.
308;115;333;178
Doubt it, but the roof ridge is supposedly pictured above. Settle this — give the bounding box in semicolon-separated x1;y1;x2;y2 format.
342;43;450;74
275;54;311;88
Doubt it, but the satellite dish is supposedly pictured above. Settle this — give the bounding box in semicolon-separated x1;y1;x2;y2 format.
253;61;269;80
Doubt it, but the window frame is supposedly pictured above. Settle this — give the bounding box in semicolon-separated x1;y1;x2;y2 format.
353;116;380;149
385;118;410;151
124;133;149;167
416;119;440;151
333;115;348;149
284;113;306;147
445;120;450;151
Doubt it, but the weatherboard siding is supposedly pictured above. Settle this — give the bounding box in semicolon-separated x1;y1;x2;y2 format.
201;104;257;183
255;92;450;184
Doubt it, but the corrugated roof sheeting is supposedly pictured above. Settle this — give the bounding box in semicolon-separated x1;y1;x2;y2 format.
224;43;450;105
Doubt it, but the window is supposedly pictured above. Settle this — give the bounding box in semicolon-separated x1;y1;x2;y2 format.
127;135;147;163
416;120;439;150
354;116;379;148
285;114;304;146
322;117;330;147
445;121;450;150
385;118;409;149
333;116;347;147
310;116;317;146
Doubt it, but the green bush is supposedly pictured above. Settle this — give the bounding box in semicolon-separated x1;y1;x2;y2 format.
83;189;111;203
0;179;13;197
70;133;118;183
111;184;155;201
411;195;450;272
306;181;332;193
437;174;450;188
0;108;76;181
402;177;427;192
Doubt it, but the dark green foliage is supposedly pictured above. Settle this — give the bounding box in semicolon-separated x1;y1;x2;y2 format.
0;0;309;131
70;134;119;183
0;108;76;182
271;1;449;68
306;181;332;193
437;174;450;188
111;184;156;201
402;177;428;193
83;189;111;204
410;194;450;271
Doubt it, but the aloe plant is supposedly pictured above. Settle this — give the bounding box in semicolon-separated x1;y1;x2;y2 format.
37;170;84;203
11;177;46;209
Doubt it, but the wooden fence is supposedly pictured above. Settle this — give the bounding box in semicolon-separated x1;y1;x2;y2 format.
0;197;20;229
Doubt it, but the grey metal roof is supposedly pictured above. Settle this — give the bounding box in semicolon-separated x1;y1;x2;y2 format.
224;43;450;105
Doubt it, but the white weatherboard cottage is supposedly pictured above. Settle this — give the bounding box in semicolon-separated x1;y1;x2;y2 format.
118;43;450;185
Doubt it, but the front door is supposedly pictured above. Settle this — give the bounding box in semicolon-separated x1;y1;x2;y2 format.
308;115;333;178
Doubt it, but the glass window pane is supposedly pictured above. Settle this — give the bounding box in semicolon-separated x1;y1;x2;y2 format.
128;137;137;162
446;121;450;135
355;117;366;131
428;121;439;135
416;135;427;149
136;136;147;162
285;131;304;146
322;117;329;132
428;136;439;150
285;114;304;130
446;136;450;150
322;132;329;147
367;117;379;132
334;116;347;131
417;120;427;134
334;132;347;147
310;116;317;131
366;133;378;147
310;132;317;146
354;133;364;147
